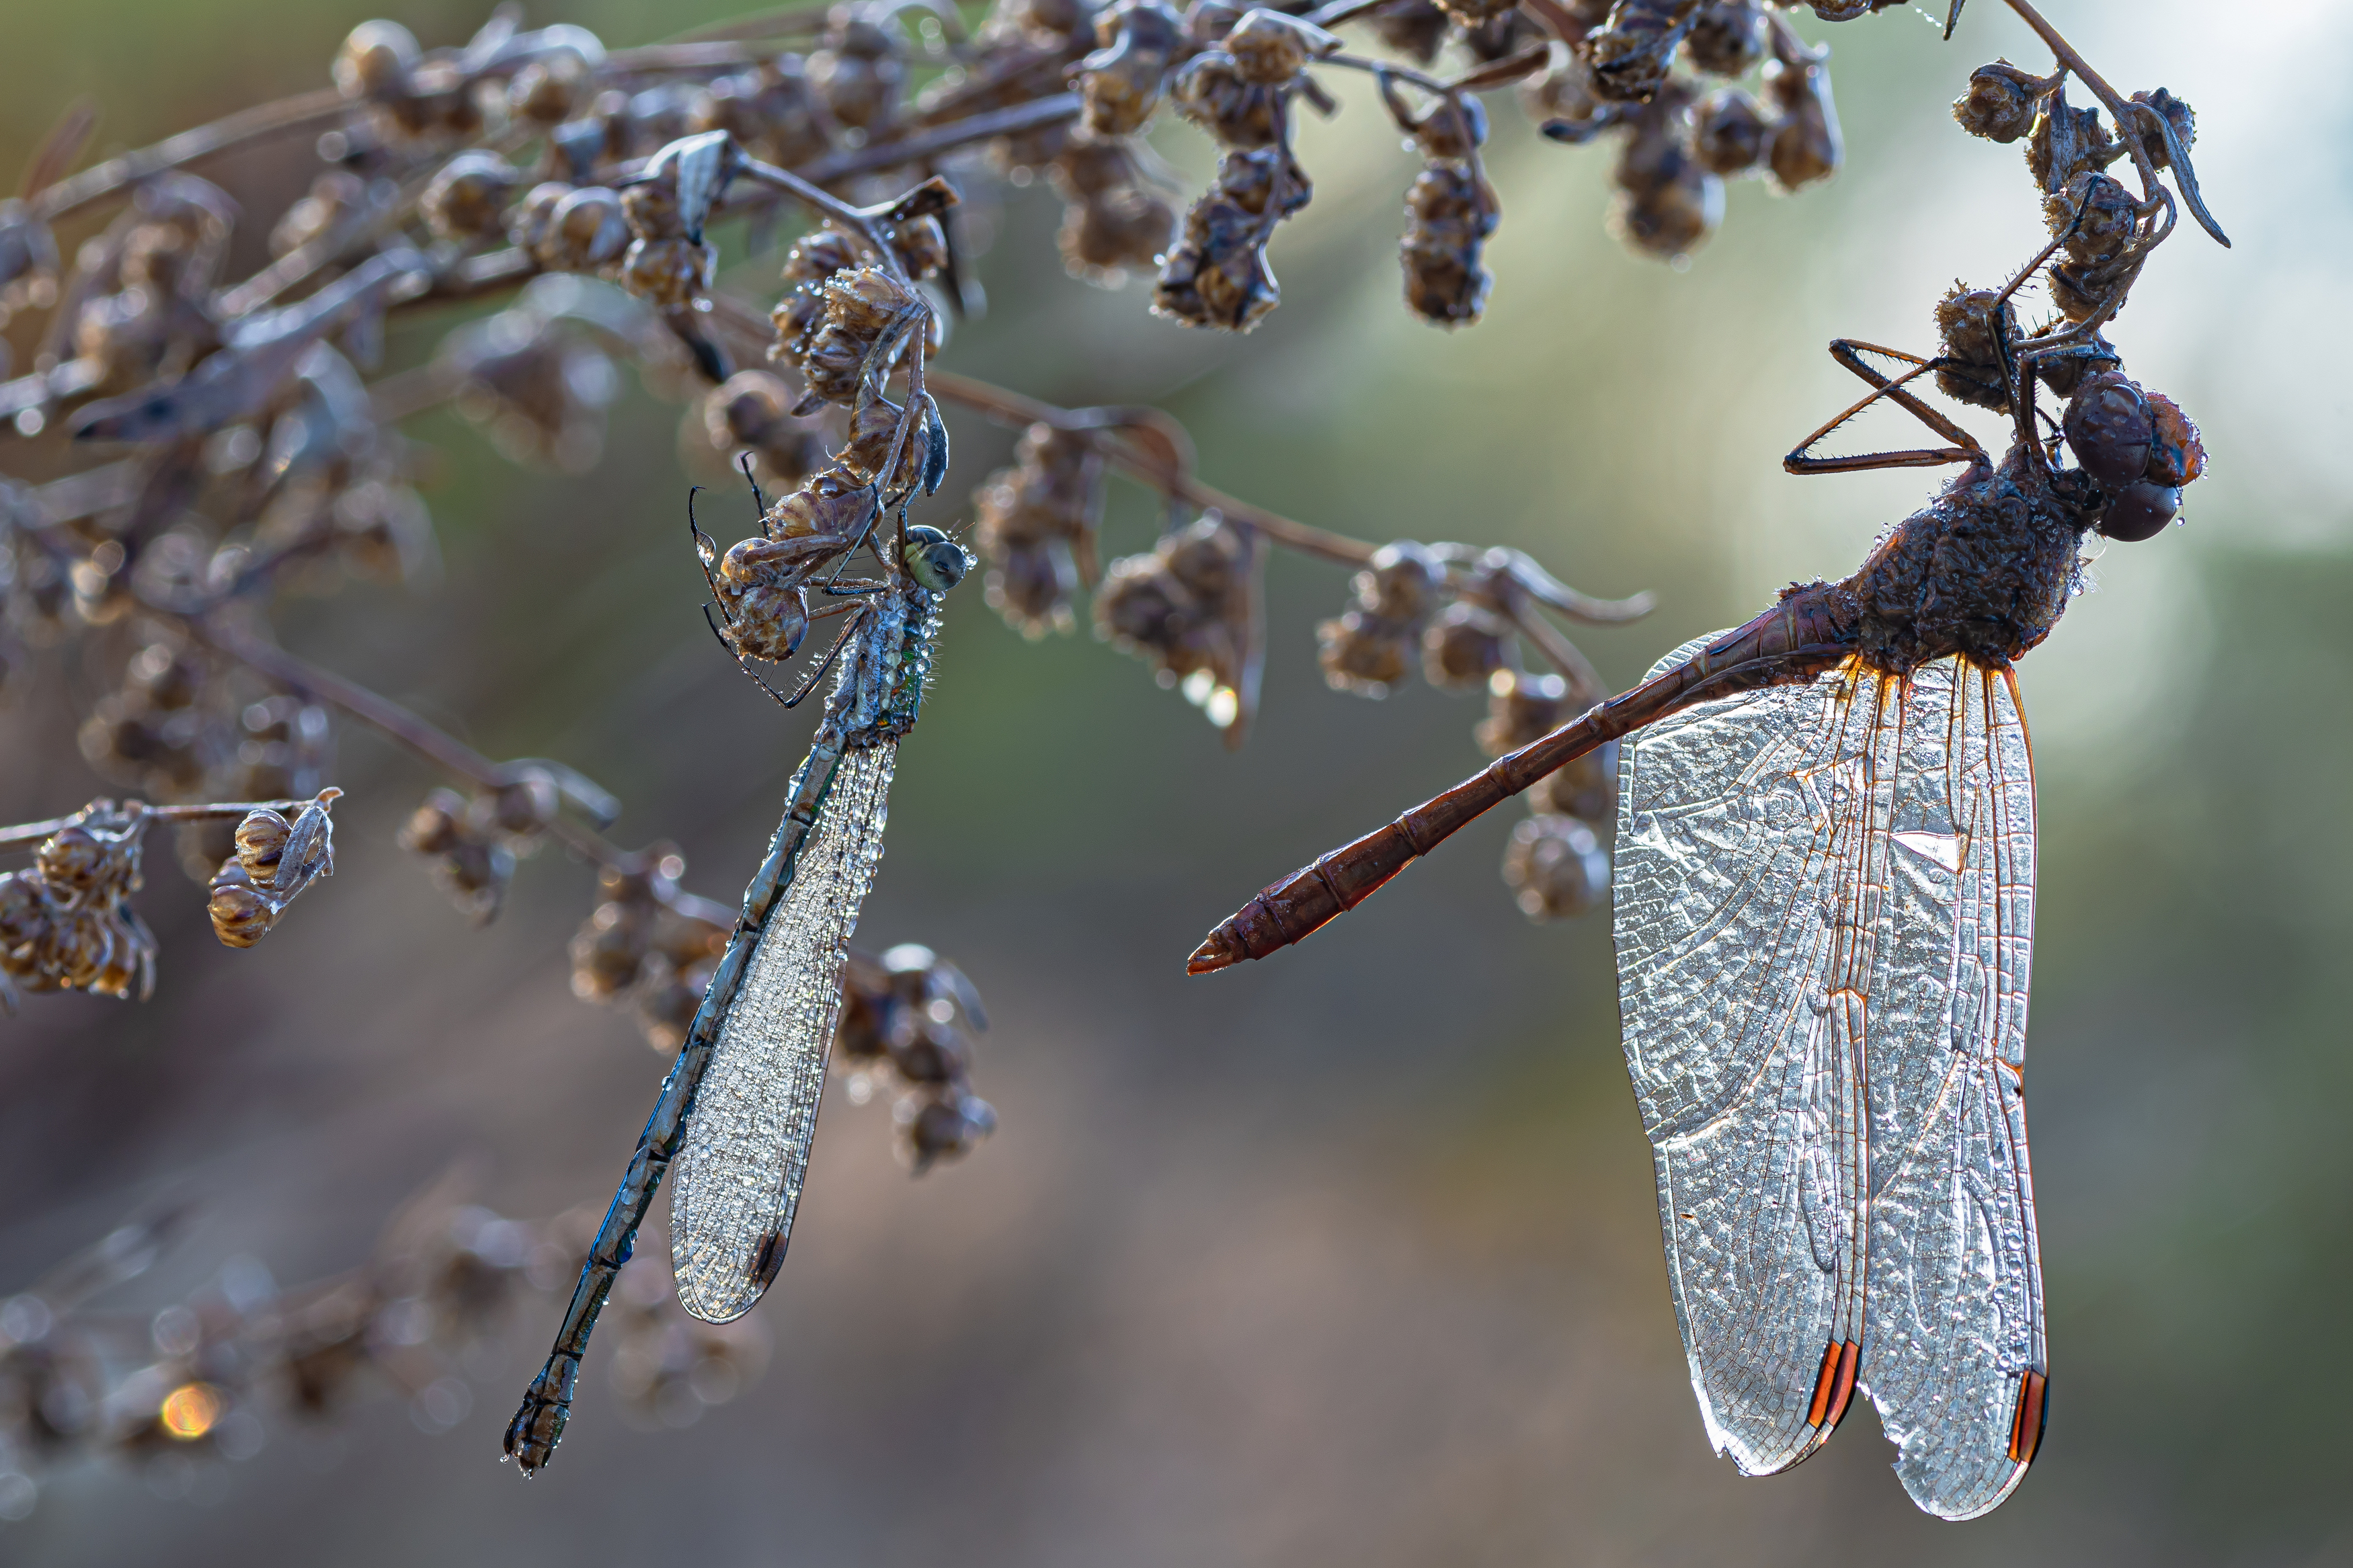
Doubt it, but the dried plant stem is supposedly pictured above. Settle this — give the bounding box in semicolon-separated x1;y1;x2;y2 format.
185;618;508;790
0;797;335;853
32;89;350;224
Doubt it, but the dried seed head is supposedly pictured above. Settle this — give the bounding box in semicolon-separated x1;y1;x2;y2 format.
536;188;632;272
702;370;830;489
1317;612;1414;697
509;52;594;127
1763;30;1841;193
690;62;830;169
1423;602;1513;690
1081;0;1186;136
1170;52;1287;150
233;811;291;878
1402;164;1498;325
1952;61;2048;145
896;1089;998;1173
1357;541;1444;624
783;226;863;284
1059;185;1177;284
1435;0;1522;27
422;153;522;243
2025;81;2114;194
1610;136;1722;261
1477;669;1573;755
2127;87;2194;170
808;17;908;132
1502;813;1609;921
1585;0;1702;105
1932;284;2018;412
1367;0;1447;65
334;20;420;100
621;236;717;308
1693;88;1771;177
271;172;368;259
1685;3;1765;78
206;874;274;949
399;790;512;925
1223;11;1332;83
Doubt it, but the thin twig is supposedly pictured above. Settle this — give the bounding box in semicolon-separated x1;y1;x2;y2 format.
32;89;350;224
0;797;337;854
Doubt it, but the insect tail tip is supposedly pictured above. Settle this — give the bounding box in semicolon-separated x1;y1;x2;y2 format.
1186;930;1242;975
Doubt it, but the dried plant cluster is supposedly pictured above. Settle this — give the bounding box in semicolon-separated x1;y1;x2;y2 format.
0;0;2162;1516
0;1178;768;1520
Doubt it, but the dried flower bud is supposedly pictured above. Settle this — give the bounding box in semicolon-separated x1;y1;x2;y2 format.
1401;164;1497;326
1610;111;1722;261
1763;28;1842;193
1503;813;1609;920
621;236;717;308
2127;87;2194;170
334;20;420;100
973;424;1105;636
1423;602;1513;690
1153;147;1309;332
421;153;522;243
690;60;830;169
1081;0;1185;136
399;790;513;924
1587;0;1702;105
1952;61;2048;145
2024;80;2112;195
895;1089;998;1173
1222;11;1331;84
808;16;908;131
1693;87;1770;177
1366;0;1447;65
702;371;830;489
1476;669;1574;755
536;188;631;272
2042;171;2139;323
1685;3;1765;77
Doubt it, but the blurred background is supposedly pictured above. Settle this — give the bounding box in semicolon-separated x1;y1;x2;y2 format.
3;1;2348;1563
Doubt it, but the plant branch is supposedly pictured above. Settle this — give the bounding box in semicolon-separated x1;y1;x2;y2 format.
32;89;350;224
0;796;340;854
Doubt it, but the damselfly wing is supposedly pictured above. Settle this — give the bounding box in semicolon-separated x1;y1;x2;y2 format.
1615;637;2042;1521
672;741;895;1320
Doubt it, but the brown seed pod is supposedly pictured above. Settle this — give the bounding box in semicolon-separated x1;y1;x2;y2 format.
1763;25;1841;194
2127;87;2195;170
1952;61;2051;145
421;153;522;243
536;188;632;272
1586;0;1702;106
808;15;908;132
1503;813;1609;920
895;1088;998;1173
1476;669;1574;755
1367;0;1448;65
1081;0;1186;136
1693;87;1771;177
2025;79;2114;195
333;20;420;100
689;60;831;169
621;236;717;309
1685;3;1766;77
1423;602;1513;691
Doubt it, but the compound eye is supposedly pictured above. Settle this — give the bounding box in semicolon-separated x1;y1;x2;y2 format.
2097;480;2181;542
2063;372;2153;489
902;527;969;593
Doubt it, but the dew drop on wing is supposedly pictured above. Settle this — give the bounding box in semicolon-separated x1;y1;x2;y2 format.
668;741;897;1323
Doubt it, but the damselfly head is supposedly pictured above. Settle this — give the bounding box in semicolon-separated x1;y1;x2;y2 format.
902;526;971;593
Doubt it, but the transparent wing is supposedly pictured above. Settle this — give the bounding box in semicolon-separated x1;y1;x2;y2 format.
1612;636;1875;1477
670;741;896;1323
1614;644;2045;1516
1854;659;2043;1522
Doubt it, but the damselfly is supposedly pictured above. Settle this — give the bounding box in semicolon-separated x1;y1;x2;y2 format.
503;472;971;1473
1189;124;2221;1516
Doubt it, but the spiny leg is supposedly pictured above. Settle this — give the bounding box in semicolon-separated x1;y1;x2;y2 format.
1785;341;1987;475
740;454;774;540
